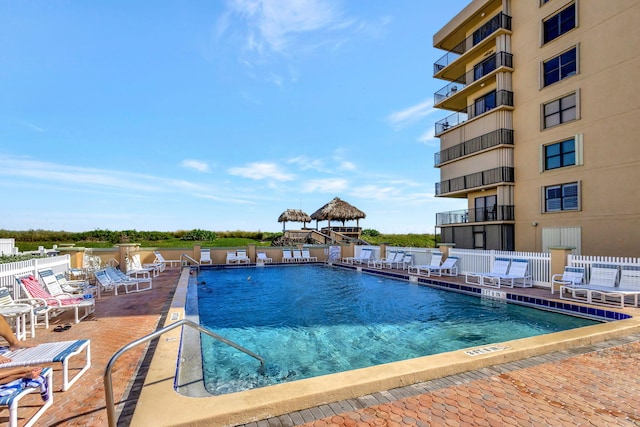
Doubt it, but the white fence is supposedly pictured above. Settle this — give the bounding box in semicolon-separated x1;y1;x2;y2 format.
568;254;640;284
0;255;71;297
0;239;17;256
449;248;551;287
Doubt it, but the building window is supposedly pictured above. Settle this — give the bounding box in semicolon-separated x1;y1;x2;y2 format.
544;92;577;128
543;47;577;87
543;3;576;44
474;91;497;116
545;182;579;212
545;139;575;170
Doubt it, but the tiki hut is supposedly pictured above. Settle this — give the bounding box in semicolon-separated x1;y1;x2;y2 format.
278;209;312;231
310;197;366;228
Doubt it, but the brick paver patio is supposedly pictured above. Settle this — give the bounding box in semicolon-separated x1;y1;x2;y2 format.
4;265;640;426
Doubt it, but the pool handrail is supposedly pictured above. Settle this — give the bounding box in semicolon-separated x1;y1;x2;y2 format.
181;253;200;271
104;318;265;427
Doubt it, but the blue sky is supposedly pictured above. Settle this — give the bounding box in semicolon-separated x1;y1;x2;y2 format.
0;0;470;234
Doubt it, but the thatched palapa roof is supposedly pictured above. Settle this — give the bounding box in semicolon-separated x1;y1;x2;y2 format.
278;209;312;231
310;197;366;226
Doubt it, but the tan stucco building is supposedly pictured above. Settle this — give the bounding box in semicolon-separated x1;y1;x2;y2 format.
433;0;640;257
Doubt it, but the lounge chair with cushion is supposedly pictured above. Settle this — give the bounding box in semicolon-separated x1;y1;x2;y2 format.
559;263;619;303
0;366;53;427
235;250;250;264
0;339;90;391
301;249;317;262
256;252;272;264
465;257;510;286
407;252;444;275
482;258;532;288
588;265;640;308
18;276;95;324
551;266;585;294
200;249;212;265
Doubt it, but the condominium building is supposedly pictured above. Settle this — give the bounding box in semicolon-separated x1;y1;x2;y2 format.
432;0;640;257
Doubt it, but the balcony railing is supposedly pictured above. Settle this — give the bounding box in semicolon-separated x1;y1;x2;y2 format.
434;12;512;74
436;205;515;226
435;129;514;166
435;166;514;196
435;90;513;135
434;52;513;105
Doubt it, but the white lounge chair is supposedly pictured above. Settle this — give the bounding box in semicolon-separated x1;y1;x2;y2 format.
94;269;136;296
225;251;238;264
292;250;305;263
398;253;413;270
588;265;640;308
407;252;444;275
482;258;532;288
465;257;510;286
126;254;158;279
38;269;84;297
0;288;38;339
559;263;619;303
370;251;404;269
551;266;585;294
342;248;372;264
256;252;272;264
53;273;96;297
153;251;181;267
200;249;212;265
301;249;317;262
0;339;90;391
17;276;95;325
105;267;152;293
282;249;294;263
235;250;250;264
410;256;459;277
0;366;53;427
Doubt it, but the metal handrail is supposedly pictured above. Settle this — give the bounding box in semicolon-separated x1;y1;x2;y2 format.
104;319;265;427
180;253;200;272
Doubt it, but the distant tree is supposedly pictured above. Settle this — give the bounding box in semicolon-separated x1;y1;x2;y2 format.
362;229;381;237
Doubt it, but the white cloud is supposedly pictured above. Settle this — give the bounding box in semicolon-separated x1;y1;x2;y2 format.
418;127;438;145
301;178;348;193
387;99;436;130
181;159;211;173
228;161;295;181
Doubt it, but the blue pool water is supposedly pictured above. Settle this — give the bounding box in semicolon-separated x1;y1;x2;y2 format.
194;265;598;395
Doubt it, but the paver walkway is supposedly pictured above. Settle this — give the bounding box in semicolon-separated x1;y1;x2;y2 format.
5;265;640;426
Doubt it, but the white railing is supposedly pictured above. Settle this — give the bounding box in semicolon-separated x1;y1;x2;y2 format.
450;248;551;286
568;254;640;283
0;239;17;255
0;255;71;297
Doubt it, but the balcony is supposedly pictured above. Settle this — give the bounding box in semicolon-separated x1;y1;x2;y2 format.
435;90;513;135
435;166;514;196
434;129;514;166
436;205;515;226
434;12;512;75
434;52;513;106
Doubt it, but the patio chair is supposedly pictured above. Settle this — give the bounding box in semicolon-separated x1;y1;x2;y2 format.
153;251;181;268
301;249;317;262
282;249;294;263
371;251;405;269
235;250;250;264
256;252;272;264
105;267;152;293
342;248;373;264
368;250;395;269
200;249;212;265
481;258;532;288
551;266;585;294
53;273;96;296
38;269;84;297
17;276;95;324
0;288;38;339
0;339;90;392
292;250;305;263
465;257;510;286
559;263;619;303
126;254;160;278
398;253;413;270
588;265;640;308
0;366;53;427
226;251;238;264
410;256;459;277
407;252;444;275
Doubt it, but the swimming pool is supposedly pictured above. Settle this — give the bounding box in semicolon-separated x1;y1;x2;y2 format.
192;265;598;395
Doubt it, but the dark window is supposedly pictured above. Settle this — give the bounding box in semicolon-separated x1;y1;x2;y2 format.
474;91;497;116
544;93;577;128
544;3;576;43
545;139;575;170
474;55;497;80
475;195;497;222
543;47;577;86
545;182;579;211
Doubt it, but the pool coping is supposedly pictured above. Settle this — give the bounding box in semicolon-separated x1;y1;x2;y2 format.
130;264;640;427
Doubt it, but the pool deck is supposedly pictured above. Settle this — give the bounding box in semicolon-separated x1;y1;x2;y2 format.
5;264;640;426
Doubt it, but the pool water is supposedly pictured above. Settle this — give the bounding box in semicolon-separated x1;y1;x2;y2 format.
194;265;598;395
